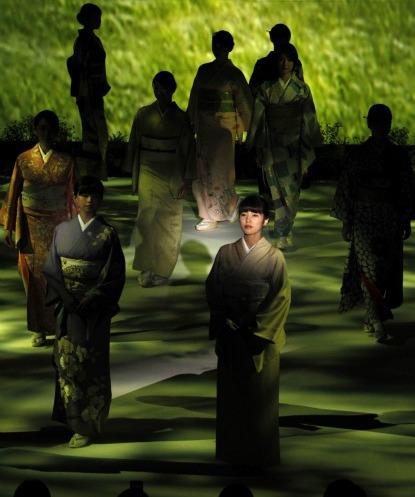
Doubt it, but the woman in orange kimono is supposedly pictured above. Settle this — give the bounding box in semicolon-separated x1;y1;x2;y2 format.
1;110;75;346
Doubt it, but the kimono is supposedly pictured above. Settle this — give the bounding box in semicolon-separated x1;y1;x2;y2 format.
249;51;304;95
67;28;110;179
206;237;291;466
331;138;413;325
0;145;74;336
187;59;252;221
43;216;125;437
124;101;195;278
246;74;321;237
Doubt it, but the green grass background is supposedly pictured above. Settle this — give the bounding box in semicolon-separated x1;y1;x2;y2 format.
0;0;414;139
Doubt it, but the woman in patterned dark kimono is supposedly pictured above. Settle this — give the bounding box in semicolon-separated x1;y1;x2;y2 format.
331;104;412;342
43;176;125;447
1;110;74;347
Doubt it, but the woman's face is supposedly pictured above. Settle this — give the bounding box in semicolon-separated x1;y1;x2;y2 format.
278;54;294;77
239;210;268;236
34;118;57;147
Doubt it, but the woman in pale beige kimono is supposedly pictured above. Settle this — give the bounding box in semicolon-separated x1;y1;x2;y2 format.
1;110;75;346
247;43;322;249
187;30;252;231
206;195;291;467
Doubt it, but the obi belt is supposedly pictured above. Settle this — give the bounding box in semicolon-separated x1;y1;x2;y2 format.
197;89;235;113
266;101;303;146
22;183;66;211
60;257;102;299
140;135;180;176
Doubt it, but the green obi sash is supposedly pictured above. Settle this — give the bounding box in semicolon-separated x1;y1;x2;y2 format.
267;102;303;146
198;89;235;113
22;183;66;211
60;257;102;297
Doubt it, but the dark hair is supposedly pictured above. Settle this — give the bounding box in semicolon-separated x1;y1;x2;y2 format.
153;71;177;93
212;30;234;51
77;3;101;25
269;23;291;44
14;480;51;497
74;175;104;198
324;479;367;497
278;43;299;64
218;483;254;497
33;110;59;131
239;195;270;218
366;103;392;128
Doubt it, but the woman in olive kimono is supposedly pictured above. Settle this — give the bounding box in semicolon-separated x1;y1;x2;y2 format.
246;43;322;249
206;195;291;467
331;104;412;342
124;71;195;287
43;176;125;448
187;30;252;231
1;110;75;347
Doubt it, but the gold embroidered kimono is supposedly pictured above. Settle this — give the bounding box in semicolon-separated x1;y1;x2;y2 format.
187;59;252;221
247;75;322;237
43;216;125;437
124;101;195;278
0;145;74;335
206;237;291;466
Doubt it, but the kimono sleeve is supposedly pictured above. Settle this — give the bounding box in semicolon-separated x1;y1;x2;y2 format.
232;69;253;134
253;251;291;350
179;116;197;181
245;84;267;151
186;67;201;132
396;147;414;223
206;248;226;340
0;158;23;230
124;110;142;195
83;228;126;316
302;87;322;148
330;151;356;225
43;226;78;311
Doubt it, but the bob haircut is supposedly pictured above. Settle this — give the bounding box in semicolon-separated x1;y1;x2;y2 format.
77;3;101;25
153;71;177;93
74;175;104;198
212;30;234;51
238;195;270;219
33;110;59;131
278;43;299;64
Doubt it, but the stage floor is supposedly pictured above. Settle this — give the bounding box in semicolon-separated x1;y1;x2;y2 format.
1;178;415;497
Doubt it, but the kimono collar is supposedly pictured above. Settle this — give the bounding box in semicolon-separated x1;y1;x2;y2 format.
37;143;53;164
156;100;179;117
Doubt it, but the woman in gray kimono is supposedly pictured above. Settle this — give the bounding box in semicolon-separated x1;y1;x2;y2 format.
43;176;125;447
246;43;322;250
206;195;291;467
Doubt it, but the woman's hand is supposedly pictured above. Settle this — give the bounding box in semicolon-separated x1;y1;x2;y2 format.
3;229;14;248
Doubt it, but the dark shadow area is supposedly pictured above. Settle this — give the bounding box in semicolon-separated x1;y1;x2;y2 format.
280;413;394;431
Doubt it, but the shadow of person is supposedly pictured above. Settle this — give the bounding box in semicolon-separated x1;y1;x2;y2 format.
13;479;51;497
218;483;255;497
324;479;366;497
171;240;212;285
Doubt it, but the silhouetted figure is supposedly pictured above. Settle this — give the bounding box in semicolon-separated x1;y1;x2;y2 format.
324;479;367;497
0;110;75;347
206;195;291;467
331;104;413;343
43;176;125;448
249;23;303;95
67;2;110;180
13;479;51;497
219;483;254;497
188;30;252;231
117;480;149;497
124;71;195;287
246;43;321;250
